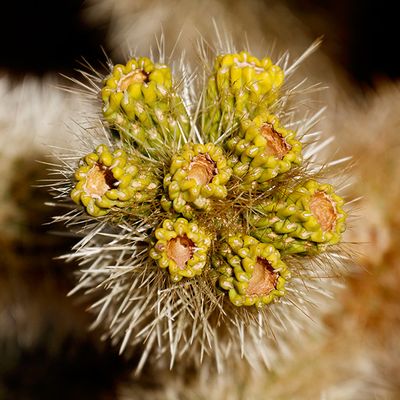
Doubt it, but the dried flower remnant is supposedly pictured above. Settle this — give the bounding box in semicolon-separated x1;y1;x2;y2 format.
166;235;195;270
83;163;117;198
187;154;217;185
310;191;337;232
260;123;291;160
117;69;149;92
246;257;279;296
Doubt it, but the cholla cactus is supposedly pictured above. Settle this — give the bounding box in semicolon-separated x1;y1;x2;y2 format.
52;38;351;374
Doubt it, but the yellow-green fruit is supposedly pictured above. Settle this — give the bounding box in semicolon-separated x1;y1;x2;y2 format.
203;51;285;142
250;180;347;254
227;113;302;189
214;235;289;307
162;143;232;218
150;218;211;282
71;144;157;216
101;57;190;153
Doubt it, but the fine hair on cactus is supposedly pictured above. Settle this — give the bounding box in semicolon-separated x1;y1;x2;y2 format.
49;33;352;374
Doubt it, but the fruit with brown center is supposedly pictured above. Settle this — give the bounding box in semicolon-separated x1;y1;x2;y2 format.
71;144;158;216
150;218;211;282
215;235;289;307
227;113;302;189
161;143;232;218
249;180;347;254
101;56;190;153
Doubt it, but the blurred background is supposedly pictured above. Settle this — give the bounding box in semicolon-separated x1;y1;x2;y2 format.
0;0;399;86
0;1;399;399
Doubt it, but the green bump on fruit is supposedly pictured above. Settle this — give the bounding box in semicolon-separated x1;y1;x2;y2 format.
150;218;211;282
162;143;232;218
203;51;285;142
101;57;190;152
227;113;302;189
215;235;289;307
71;144;157;216
250;180;347;254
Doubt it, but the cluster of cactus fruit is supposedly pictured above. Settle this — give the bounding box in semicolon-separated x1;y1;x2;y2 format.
70;51;347;310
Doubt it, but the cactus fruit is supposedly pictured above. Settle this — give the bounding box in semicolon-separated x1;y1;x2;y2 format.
250;180;347;254
161;142;232;217
215;235;289;307
204;51;284;141
227;113;302;188
71;144;157;216
101;57;190;153
150;218;211;282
